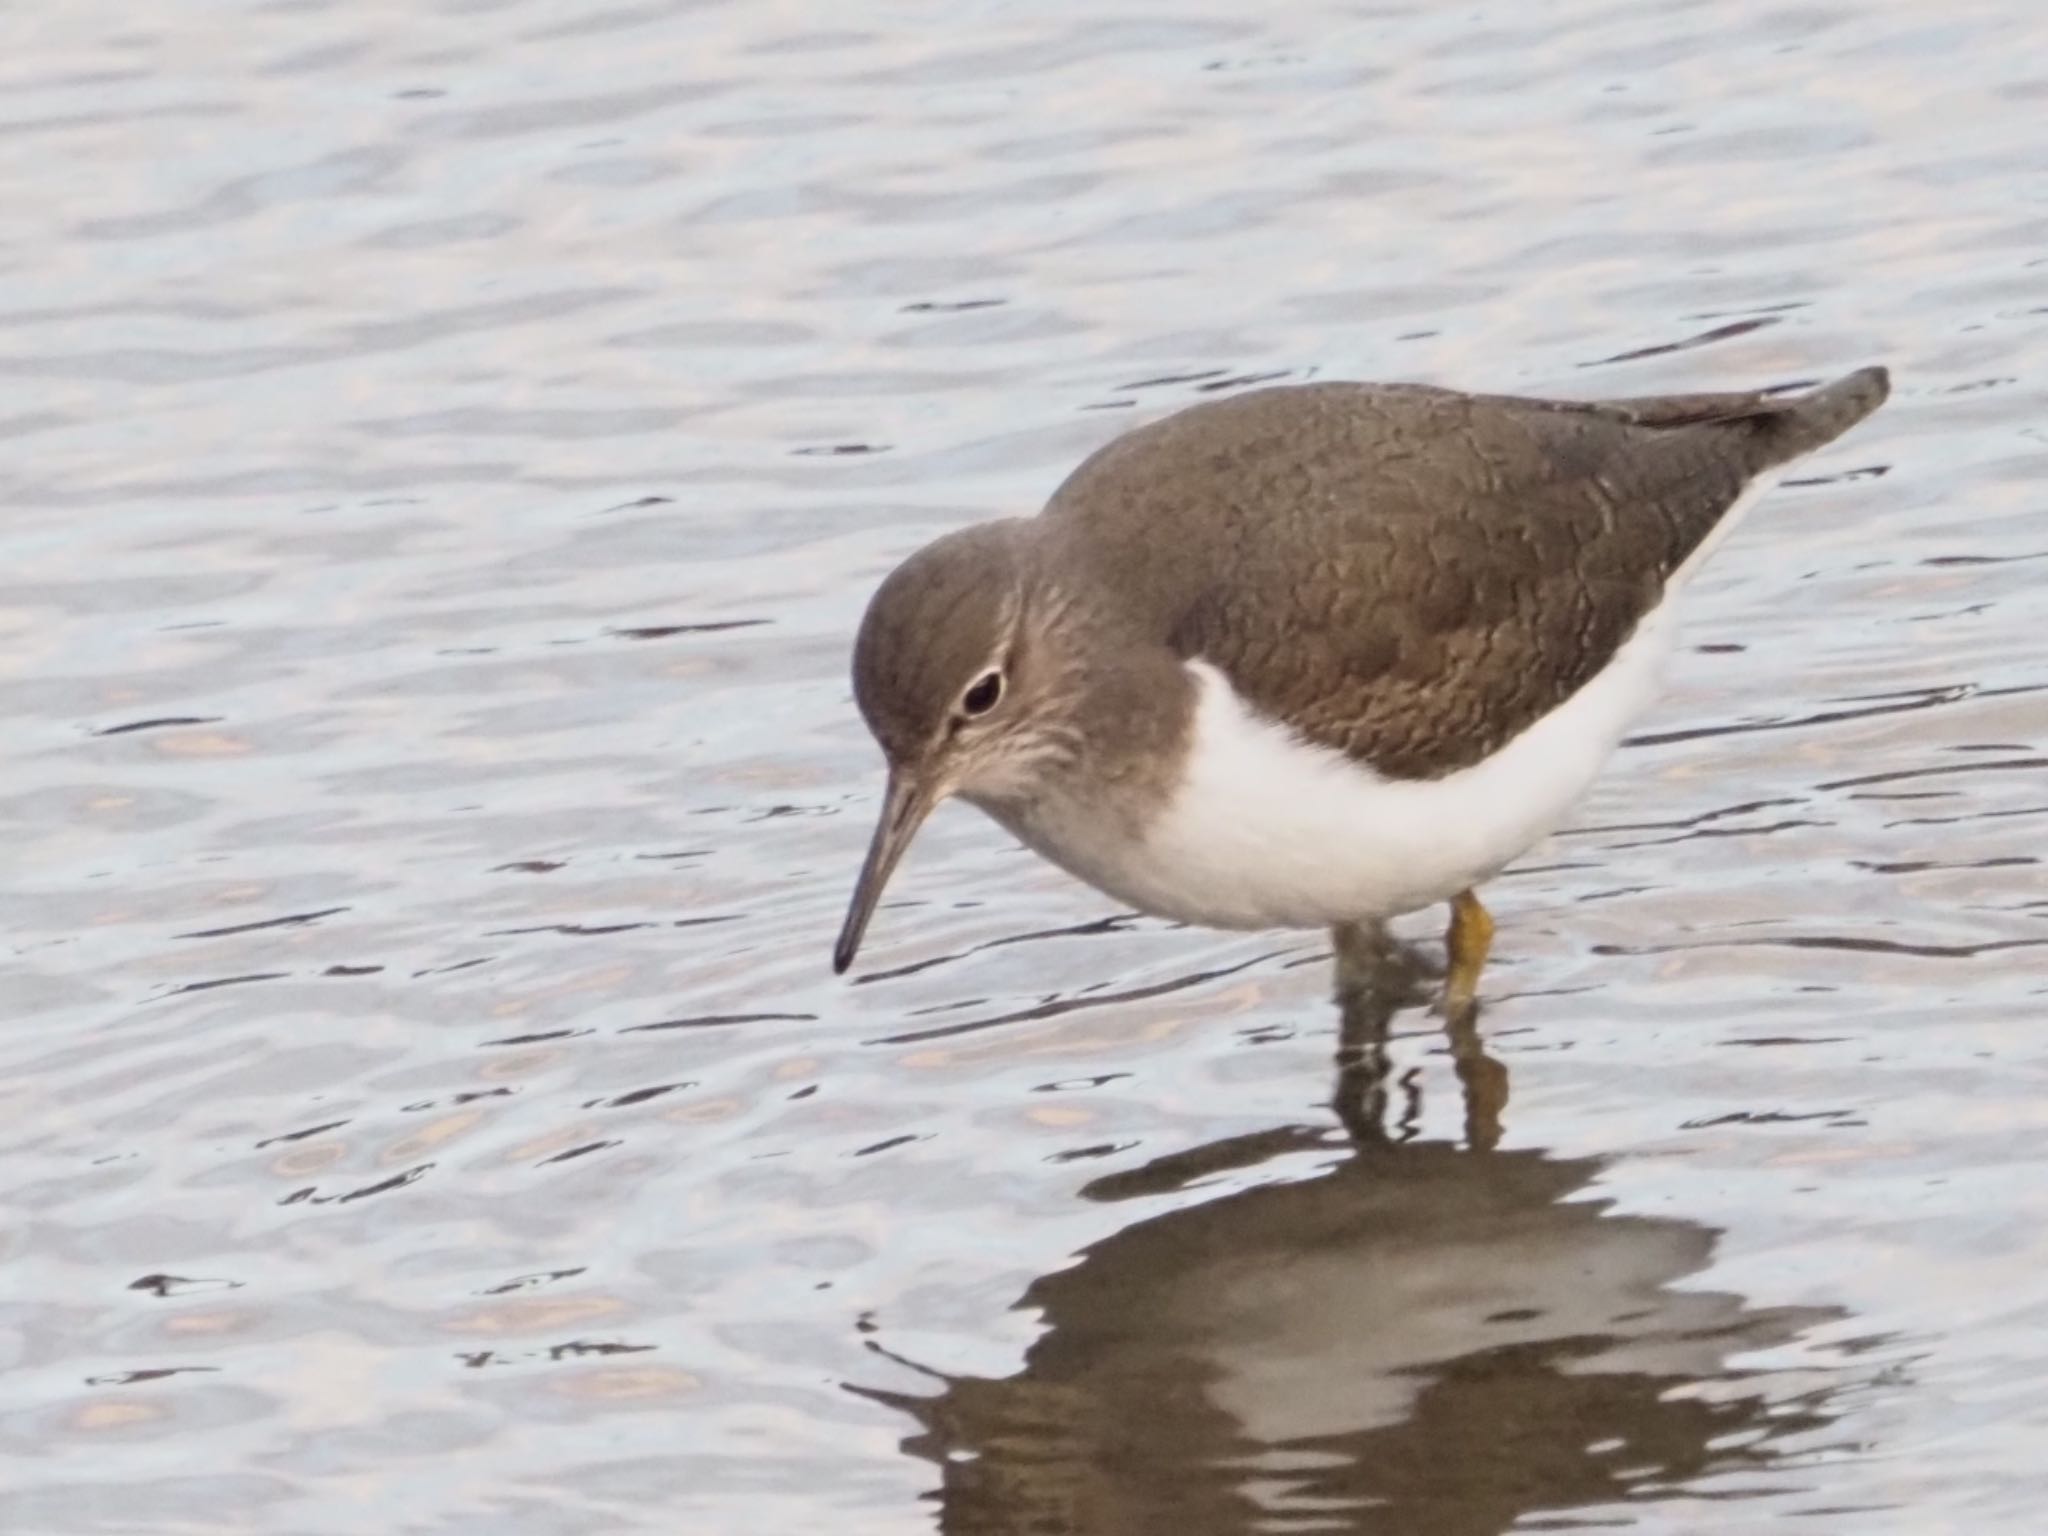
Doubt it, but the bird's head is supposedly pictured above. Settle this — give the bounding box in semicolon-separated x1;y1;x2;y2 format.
833;520;1085;973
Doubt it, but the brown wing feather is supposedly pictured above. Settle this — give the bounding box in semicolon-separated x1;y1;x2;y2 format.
1042;370;1886;779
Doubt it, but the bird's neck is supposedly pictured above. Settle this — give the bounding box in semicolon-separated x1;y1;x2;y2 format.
1023;601;1197;832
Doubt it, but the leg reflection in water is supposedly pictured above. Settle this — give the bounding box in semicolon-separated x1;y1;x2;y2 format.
1331;917;1507;1152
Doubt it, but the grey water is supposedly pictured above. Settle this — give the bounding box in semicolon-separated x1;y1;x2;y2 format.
2;1;2045;1531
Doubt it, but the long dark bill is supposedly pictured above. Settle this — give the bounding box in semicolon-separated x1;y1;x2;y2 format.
833;770;938;975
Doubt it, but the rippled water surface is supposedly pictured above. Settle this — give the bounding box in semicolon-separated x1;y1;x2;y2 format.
3;1;2046;1531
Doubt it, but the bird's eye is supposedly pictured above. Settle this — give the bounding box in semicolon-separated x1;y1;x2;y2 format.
961;670;1003;717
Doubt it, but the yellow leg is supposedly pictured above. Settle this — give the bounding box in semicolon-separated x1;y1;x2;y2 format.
1442;888;1495;1017
1443;889;1503;1148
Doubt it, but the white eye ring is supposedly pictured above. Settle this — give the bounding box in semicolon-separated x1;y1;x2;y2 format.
960;670;1003;717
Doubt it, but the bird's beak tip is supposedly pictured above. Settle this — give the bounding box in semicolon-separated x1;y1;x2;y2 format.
834;764;937;983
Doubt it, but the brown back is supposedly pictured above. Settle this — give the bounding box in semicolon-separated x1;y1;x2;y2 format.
1042;369;1887;778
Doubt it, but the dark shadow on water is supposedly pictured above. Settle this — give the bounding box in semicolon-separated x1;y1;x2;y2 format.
853;963;1847;1535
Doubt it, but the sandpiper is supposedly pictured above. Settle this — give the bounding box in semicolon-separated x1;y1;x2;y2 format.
832;367;1890;1013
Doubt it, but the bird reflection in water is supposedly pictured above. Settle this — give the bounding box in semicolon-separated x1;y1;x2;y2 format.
854;952;1845;1535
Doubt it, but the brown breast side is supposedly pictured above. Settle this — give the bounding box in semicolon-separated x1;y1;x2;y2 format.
1042;382;1769;780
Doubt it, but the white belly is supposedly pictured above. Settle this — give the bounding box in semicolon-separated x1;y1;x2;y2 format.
1015;598;1681;930
992;474;1774;930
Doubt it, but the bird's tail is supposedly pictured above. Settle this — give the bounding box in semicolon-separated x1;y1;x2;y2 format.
1753;365;1891;465
1597;364;1890;470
